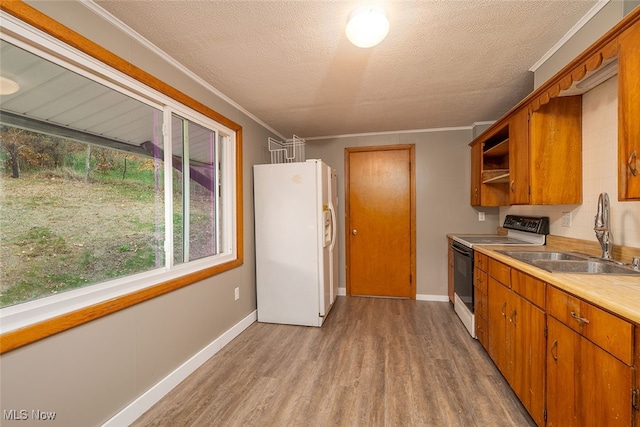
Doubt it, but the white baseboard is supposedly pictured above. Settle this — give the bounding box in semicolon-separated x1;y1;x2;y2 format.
102;310;257;426
416;294;449;302
337;288;448;302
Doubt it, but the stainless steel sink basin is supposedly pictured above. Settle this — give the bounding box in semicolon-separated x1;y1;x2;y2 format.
497;251;587;262
531;259;640;275
497;250;640;275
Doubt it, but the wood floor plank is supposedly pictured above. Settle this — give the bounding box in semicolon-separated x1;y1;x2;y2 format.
132;297;536;426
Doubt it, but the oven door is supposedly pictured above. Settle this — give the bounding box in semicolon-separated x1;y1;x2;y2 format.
451;242;474;313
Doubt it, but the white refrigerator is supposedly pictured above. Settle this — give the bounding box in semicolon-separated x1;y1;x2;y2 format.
253;159;338;327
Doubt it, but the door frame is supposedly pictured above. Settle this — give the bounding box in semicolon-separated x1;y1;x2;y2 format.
344;144;416;299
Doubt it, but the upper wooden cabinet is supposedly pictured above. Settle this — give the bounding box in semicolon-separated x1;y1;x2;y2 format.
471;126;509;206
471;7;640;206
618;19;640;201
470;96;582;206
527;96;583;205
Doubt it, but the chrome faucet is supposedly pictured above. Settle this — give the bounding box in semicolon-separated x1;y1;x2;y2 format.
594;192;613;260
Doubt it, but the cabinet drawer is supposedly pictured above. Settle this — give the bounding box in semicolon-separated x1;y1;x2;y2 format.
475;252;488;271
474;268;488;293
475;315;488;349
547;286;633;365
511;269;545;309
488;258;511;287
474;286;488;322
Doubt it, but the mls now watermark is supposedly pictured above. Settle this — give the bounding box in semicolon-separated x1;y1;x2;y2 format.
4;409;57;421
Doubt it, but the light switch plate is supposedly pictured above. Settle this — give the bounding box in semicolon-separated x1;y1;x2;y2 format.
478;212;485;222
561;212;572;227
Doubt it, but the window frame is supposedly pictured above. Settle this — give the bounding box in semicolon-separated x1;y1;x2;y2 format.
0;3;243;354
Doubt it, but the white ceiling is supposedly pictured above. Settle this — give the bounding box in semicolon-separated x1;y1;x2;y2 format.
93;0;601;139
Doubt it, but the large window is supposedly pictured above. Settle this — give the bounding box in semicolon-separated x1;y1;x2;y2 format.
0;10;240;347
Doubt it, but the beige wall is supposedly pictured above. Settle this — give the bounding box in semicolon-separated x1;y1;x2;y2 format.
0;2;274;426
305;129;501;298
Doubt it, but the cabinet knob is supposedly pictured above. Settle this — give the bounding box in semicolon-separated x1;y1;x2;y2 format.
352;229;358;236
629;150;638;177
551;340;558;362
510;180;515;192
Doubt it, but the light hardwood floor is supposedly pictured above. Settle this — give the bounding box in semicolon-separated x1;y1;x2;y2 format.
133;297;536;426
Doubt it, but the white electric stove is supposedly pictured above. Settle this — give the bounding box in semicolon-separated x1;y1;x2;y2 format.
450;215;549;337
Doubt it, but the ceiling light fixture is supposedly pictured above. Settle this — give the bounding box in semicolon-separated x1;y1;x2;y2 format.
0;76;20;95
345;5;390;48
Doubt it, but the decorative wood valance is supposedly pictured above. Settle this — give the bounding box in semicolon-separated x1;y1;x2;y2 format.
531;39;618;112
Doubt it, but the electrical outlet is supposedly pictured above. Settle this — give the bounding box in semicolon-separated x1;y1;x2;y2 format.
478;212;485;222
234;287;240;301
561;212;572;227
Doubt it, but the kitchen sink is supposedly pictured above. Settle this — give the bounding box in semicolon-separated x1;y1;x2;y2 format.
497;250;640;275
497;251;587;262
531;259;640;275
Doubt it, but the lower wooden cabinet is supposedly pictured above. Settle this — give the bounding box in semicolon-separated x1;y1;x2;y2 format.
547;316;633;427
487;264;546;426
474;267;488;348
481;254;637;426
546;286;635;427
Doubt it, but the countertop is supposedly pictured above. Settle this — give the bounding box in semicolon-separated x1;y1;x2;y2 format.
468;243;640;325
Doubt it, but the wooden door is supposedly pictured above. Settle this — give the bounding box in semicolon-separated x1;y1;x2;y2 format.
345;145;415;298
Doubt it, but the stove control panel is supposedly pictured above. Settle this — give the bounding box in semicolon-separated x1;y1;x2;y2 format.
503;215;549;235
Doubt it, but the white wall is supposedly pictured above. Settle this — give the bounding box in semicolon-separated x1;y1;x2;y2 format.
501;75;640;251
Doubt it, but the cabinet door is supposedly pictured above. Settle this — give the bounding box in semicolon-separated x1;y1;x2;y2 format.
529;96;582;204
547;317;579;427
511;296;546;426
618;20;640;200
488;277;511;378
580;335;633;427
547;317;633;427
471;142;481;206
509;107;530;204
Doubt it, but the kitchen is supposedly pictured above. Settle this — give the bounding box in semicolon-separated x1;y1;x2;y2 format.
1;1;640;426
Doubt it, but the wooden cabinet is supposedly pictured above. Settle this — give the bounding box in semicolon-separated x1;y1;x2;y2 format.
469;96;582;206
546;287;634;427
618;19;640;201
470;133;509;207
474;252;489;347
528;96;582;205
447;238;454;304
487;258;546;426
479;251;638;427
508;108;530;204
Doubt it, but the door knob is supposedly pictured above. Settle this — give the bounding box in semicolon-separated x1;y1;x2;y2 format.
352;229;358;235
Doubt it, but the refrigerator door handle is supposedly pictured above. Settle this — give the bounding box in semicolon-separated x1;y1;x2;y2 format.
329;201;337;251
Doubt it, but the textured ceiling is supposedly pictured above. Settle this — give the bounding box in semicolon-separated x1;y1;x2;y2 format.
94;0;599;139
